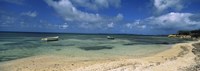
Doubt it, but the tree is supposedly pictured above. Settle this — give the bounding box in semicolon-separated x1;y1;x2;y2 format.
178;30;190;35
190;29;200;38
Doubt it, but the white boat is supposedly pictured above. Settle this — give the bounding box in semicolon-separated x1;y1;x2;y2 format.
107;36;115;40
41;36;59;41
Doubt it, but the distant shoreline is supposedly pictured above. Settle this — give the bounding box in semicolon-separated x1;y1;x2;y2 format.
0;31;168;36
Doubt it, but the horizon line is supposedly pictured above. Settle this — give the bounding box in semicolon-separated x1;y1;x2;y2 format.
0;31;169;36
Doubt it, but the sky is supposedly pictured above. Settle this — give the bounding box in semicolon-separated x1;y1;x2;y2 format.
0;0;200;35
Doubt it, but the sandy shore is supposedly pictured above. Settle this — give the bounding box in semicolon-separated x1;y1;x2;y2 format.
0;41;199;71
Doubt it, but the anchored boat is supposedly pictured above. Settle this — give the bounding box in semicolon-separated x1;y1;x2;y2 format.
41;36;59;41
107;36;115;40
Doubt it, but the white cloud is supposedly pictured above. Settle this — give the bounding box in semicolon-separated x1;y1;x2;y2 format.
115;13;123;21
59;25;68;29
59;22;69;29
21;11;37;17
45;0;123;29
70;0;121;10
154;0;183;13
0;14;17;27
125;20;146;29
45;0;102;22
126;12;200;32
79;22;103;29
107;22;114;28
145;12;199;30
125;23;133;29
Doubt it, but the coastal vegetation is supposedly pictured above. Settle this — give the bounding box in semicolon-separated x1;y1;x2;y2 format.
168;29;200;39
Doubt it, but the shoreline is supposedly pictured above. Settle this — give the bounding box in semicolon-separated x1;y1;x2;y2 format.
0;41;199;71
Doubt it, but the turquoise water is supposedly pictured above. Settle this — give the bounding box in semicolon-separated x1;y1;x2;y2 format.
0;33;190;62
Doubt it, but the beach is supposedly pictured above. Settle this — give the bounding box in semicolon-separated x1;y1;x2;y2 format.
1;0;200;70
0;40;199;71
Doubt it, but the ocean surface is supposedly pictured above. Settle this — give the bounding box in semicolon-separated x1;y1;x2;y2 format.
0;32;191;62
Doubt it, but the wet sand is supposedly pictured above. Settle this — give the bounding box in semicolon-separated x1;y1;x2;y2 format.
0;41;199;71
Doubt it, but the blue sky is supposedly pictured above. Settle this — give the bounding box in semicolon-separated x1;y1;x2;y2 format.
0;0;200;35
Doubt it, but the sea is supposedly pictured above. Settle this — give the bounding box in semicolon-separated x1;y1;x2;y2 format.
0;32;191;62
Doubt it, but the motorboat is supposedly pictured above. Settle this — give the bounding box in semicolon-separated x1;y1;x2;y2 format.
41;36;59;41
107;36;115;40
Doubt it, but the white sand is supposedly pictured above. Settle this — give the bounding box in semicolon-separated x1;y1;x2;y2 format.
0;41;198;71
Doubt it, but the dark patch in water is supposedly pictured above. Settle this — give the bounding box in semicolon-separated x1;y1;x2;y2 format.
153;42;171;44
0;55;30;62
0;42;38;62
0;48;8;51
123;42;171;46
123;43;136;45
50;44;63;46
55;49;61;51
3;42;22;45
122;42;152;46
65;44;75;46
23;39;38;42
51;44;75;46
129;38;185;45
2;42;41;50
78;46;114;51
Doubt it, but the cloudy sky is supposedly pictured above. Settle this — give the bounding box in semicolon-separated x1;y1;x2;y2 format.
0;0;200;35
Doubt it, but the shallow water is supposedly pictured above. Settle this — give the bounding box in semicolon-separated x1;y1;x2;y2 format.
0;33;190;62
